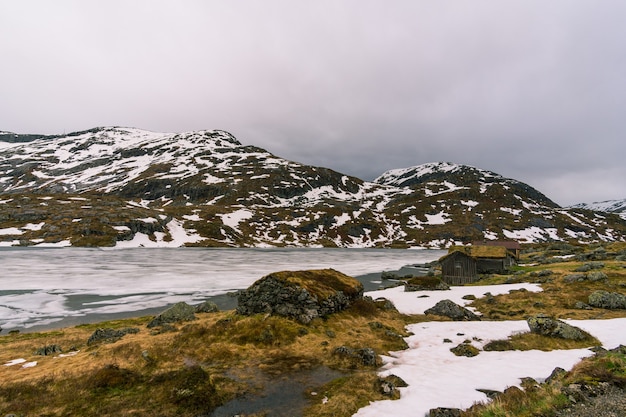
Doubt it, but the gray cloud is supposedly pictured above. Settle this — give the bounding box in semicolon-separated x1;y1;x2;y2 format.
1;0;625;206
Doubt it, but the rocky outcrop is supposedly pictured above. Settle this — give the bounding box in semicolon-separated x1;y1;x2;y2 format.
588;290;626;309
424;299;481;321
147;302;197;328
526;315;588;340
87;327;140;345
236;269;363;324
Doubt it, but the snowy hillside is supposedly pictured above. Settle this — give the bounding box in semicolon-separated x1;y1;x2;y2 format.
1;128;625;247
571;199;626;217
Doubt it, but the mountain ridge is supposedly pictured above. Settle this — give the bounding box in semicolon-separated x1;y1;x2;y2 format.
1;127;625;248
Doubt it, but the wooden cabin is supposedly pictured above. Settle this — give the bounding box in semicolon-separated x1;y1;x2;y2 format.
440;245;517;285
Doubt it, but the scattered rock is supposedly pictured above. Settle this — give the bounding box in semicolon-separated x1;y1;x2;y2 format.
428;407;462;417
378;374;407;398
574;262;605;272
527;315;589;340
87;327;140;345
546;367;567;383
563;273;587;283
483;339;514;351
424;299;481;321
34;344;62;356
404;276;450;292
237;269;363;324
610;345;626;354
194;301;219;313
574;301;593;310
587;271;608;282
147;302;197;328
476;388;501;399
333;346;379;367
588;290;626;310
450;343;480;357
372;297;398;311
530;269;553;277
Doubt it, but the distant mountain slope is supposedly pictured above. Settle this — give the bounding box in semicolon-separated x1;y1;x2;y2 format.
570;199;626;215
1;128;625;247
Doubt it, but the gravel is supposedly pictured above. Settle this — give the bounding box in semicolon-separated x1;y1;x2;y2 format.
555;386;626;417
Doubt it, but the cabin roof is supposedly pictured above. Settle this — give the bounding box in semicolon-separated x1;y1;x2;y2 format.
441;245;509;261
471;240;521;250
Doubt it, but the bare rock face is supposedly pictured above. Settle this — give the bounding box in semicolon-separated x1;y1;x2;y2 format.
236;269;364;324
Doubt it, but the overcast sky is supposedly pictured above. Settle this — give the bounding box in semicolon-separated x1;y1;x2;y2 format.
1;1;625;206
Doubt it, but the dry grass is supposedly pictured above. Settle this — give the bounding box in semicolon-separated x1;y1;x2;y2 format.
0;298;410;416
468;246;626;321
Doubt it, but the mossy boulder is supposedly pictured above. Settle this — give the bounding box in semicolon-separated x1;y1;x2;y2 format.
236;269;363;324
147;302;197;328
424;299;481;321
526;315;589;340
450;343;480;357
404;276;450;292
588;290;626;309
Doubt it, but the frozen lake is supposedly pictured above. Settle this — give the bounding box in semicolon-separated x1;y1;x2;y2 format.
0;247;444;331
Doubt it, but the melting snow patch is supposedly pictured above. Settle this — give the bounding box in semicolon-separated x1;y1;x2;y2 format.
424;212;451;225
4;358;26;366
22;361;38;368
358;281;626;417
0;227;23;235
220;209;254;232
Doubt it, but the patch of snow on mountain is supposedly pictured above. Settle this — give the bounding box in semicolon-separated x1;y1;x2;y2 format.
220;209;254;231
424;211;451;225
0;227;23;235
503;227;562;242
500;207;522;216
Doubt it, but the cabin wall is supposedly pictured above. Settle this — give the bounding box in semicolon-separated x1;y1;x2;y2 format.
476;258;505;274
441;253;477;285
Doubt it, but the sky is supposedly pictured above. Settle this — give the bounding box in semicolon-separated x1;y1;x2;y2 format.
1;1;625;206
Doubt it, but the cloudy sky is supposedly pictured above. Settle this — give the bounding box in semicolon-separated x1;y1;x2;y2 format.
1;1;625;206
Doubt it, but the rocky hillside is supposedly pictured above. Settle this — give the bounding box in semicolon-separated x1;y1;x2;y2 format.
1;128;625;247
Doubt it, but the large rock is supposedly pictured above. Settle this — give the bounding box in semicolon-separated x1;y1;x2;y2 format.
526;315;588;340
88;327;139;345
588;290;626;310
147;302;197;328
236;269;363;324
404;276;450;292
424;299;481;321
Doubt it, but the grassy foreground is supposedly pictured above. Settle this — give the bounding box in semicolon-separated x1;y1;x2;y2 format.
0;298;411;416
1;242;625;416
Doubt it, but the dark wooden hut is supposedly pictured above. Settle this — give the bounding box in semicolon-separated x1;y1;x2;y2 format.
440;245;517;285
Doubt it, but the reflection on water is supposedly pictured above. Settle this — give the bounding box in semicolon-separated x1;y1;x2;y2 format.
0;247;444;331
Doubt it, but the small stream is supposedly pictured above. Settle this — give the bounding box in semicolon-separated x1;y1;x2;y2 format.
209;366;344;417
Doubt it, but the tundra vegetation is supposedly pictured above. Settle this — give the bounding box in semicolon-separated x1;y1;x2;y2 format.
0;242;625;416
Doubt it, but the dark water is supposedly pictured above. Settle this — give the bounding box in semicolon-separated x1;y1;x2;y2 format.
209;366;344;417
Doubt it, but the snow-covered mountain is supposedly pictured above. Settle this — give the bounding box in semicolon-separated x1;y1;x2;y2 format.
1;128;625;247
570;199;626;218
